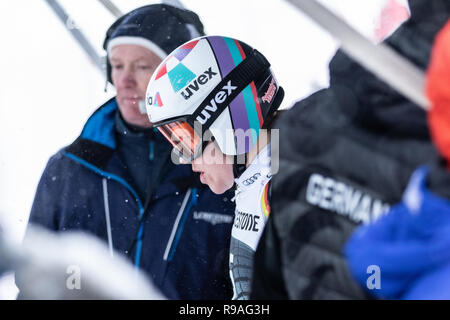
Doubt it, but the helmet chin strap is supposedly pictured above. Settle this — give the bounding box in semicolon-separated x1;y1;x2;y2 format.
233;153;247;179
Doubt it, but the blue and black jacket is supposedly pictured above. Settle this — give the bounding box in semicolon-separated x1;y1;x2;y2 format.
345;164;450;300
27;98;235;300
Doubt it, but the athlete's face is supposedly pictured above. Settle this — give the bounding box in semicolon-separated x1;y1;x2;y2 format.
110;44;162;127
191;141;235;194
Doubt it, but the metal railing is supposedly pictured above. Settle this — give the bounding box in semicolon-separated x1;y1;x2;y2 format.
44;0;104;72
286;0;429;110
44;0;186;77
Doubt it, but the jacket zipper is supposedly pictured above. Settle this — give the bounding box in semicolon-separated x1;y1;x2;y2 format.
164;188;198;262
65;152;145;267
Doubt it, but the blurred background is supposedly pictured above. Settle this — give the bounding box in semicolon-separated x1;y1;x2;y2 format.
0;0;409;299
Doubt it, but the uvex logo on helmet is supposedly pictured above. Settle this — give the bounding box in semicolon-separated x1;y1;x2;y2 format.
195;80;237;125
181;67;218;100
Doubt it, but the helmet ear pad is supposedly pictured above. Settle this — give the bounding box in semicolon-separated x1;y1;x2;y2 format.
103;15;127;84
213;71;283;156
105;58;113;84
208;65;282;155
254;71;284;128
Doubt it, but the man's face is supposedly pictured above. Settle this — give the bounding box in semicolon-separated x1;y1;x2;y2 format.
110;44;163;127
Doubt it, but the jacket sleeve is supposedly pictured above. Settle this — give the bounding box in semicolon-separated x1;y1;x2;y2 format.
17;152;68;295
28;151;69;231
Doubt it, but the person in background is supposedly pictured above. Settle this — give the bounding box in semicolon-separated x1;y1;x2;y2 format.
250;0;448;300
24;4;235;300
345;18;450;300
145;35;284;299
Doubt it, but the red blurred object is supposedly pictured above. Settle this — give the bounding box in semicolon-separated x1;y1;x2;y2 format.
426;20;450;167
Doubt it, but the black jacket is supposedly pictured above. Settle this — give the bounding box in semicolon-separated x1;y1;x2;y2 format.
251;0;450;300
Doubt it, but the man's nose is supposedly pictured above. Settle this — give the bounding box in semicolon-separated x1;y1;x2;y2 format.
118;67;136;87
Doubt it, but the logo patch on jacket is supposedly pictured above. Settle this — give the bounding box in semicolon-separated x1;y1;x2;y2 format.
305;173;390;224
233;211;261;232
192;211;233;225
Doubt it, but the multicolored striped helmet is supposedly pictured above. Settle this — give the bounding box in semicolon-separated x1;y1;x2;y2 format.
145;35;284;162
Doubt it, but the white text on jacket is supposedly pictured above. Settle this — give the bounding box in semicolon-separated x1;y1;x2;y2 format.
306;173;390;224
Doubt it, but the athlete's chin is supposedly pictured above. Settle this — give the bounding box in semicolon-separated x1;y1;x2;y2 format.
200;173;232;194
207;181;228;195
209;186;227;195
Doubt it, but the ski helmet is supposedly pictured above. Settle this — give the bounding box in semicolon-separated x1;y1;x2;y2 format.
145;35;284;166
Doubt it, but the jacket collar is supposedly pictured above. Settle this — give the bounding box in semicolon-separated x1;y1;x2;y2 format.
115;111;157;140
65;97;120;170
235;144;272;192
81;97;118;149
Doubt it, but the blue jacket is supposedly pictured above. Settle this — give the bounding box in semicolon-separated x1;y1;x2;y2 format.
345;166;450;300
28;98;235;300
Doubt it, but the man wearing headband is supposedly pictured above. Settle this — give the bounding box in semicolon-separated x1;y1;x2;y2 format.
25;4;235;300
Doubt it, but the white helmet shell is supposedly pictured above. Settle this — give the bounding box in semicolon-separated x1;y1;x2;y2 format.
146;35;282;156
